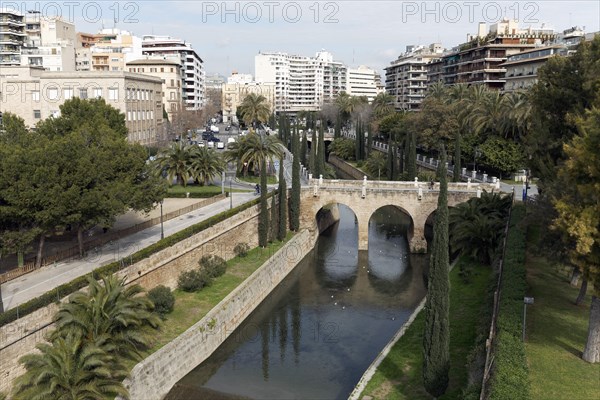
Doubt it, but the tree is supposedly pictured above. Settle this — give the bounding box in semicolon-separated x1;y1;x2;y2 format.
334;112;342;139
155;142;191;186
405;131;417;180
423;147;450;397
372;92;395;119
238;93;271;130
290;130;301;231
552;107;600;363
300;131;308;167
315;121;326;178
387;140;395;180
258;160;269;247
310;129;317;174
277;157;287;241
188;146;225;186
479;136;524;178
364;152;387;180
453;131;462;182
269;193;278;243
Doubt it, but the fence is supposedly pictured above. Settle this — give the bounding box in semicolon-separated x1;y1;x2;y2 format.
479;192;515;399
0;195;225;284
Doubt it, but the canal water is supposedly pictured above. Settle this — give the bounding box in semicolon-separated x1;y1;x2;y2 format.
166;205;427;400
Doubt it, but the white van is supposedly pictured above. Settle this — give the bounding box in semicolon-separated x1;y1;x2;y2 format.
217;141;224;149
207;141;215;149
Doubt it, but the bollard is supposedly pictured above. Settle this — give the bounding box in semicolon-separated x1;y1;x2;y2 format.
414;177;419;187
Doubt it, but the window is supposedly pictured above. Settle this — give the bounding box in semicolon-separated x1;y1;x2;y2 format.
64;88;73;100
32;91;40;101
170;79;174;87
79;88;88;99
33;110;41;119
93;88;102;98
108;88;118;101
160;68;164;72
170;92;176;100
47;87;59;100
112;67;119;71
136;90;140;100
137;111;141;120
170;68;174;72
127;111;131;121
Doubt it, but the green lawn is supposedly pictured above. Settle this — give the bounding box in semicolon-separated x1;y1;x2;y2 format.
138;233;294;360
167;184;250;196
524;255;600;400
362;258;492;400
237;175;278;185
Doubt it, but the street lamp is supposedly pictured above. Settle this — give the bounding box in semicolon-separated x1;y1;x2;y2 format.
243;161;248;177
160;200;164;240
229;178;233;209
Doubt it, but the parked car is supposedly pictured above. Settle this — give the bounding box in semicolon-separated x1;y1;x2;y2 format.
209;136;221;143
207;141;215;149
227;137;236;149
217;141;224;149
210;125;219;133
198;141;205;147
202;132;214;140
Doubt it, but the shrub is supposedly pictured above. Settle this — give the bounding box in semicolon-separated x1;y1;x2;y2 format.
234;242;250;257
199;255;227;278
356;160;364;168
177;269;211;292
148;285;175;316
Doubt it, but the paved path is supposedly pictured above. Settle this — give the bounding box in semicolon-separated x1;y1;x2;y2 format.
0;193;257;311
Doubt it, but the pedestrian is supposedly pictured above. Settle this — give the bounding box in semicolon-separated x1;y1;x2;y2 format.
255;183;260;195
429;179;434;190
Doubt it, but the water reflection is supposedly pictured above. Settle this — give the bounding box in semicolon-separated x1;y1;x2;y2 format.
166;205;427;400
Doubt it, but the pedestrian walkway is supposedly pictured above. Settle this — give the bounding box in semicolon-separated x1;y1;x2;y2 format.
0;193;256;311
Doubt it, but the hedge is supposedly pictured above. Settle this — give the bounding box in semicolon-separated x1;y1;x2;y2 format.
487;204;530;400
0;191;277;327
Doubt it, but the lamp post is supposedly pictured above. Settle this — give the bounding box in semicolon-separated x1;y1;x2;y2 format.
523;296;534;341
243;161;248;177
229;178;233;209
160;200;164;240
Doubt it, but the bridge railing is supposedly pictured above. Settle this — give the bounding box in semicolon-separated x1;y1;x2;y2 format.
306;177;499;194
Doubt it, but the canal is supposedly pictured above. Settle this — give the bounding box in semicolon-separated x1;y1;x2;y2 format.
166;204;428;400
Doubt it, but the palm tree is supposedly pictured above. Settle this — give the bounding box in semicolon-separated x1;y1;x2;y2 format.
501;91;532;141
189;146;225;186
426;81;448;100
155;142;192;186
51;275;160;363
372;92;395;119
12;335;129;400
469;90;505;138
238;93;271;130
449;212;504;264
238;133;284;174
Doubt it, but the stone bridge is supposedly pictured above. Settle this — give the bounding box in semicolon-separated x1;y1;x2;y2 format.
300;177;500;253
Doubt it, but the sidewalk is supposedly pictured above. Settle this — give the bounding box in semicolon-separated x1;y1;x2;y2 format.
1;193;256;311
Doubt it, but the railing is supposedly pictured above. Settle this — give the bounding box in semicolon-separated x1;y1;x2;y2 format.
0;195;225;284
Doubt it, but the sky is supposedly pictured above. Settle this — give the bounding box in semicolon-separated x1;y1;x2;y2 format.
8;1;600;77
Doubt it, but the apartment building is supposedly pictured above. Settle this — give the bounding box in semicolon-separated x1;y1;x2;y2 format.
127;58;182;122
0;66;164;145
346;65;383;102
222;81;276;124
75;29;142;73
21;12;75;71
441;20;556;89
385;44;444;111
255;50;346;113
141;35;205;110
501;45;568;91
0;7;26;66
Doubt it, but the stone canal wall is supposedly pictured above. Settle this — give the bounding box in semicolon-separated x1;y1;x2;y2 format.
122;228;319;400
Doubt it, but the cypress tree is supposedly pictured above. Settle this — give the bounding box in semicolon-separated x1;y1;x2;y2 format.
278;113;285;141
406;131;417;180
316;120;326;178
258;160;269;247
387;141;394;180
397;142;404;175
290;130;301;231
422;146;450;397
366;125;373;157
453;132;461;182
310;129;317;174
277;157;287;241
269;112;276;131
300;131;307;167
355;118;362;161
269;192;278;243
334;113;341;139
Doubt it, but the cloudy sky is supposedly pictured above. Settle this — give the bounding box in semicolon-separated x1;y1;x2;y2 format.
12;1;600;76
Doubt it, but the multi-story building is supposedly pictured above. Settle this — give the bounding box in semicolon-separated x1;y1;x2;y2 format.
0;7;26;66
346;65;383;102
141;35;205;110
501;45;568;91
21;11;75;71
227;72;253;85
385;43;444;111
255;50;346;113
75;29;142;73
205;72;226;89
127;58;182;122
426;58;444;86
222;81;276;124
0;66;164;145
441;20;556;89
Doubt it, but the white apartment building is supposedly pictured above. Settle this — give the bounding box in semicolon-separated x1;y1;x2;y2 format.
75;29;142;73
385;43;444;111
127;58;182;122
227;72;253;85
0;66;164;145
346;65;383;102
0;7;26;66
255;50;346;113
141;35;205;110
21;12;75;71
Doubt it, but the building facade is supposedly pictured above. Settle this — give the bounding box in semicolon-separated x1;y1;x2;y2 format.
385;44;444;111
501;45;568;91
127;58;182;122
0;8;26;66
346;65;383;102
0;66;164;145
75;29;142;73
222;81;276;124
141;35;205;110
21;12;75;71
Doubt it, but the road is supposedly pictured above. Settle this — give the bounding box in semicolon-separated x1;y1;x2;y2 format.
0;192;258;311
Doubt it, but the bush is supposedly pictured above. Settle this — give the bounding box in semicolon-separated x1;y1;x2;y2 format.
234;242;250;257
199;255;227;278
148;285;175;316
356;160;363;168
177;269;211;292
